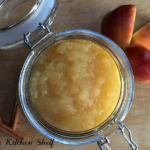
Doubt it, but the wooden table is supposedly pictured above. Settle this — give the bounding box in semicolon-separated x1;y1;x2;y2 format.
0;0;150;149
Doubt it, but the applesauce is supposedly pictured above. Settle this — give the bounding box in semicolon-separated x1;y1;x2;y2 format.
30;39;120;131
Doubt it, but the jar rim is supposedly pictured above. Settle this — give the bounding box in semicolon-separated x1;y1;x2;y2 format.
19;29;134;145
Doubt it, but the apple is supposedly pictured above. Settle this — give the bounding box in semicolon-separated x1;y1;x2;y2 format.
124;43;150;82
101;5;136;49
131;22;150;50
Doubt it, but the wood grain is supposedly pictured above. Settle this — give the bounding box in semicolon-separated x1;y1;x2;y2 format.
1;0;150;149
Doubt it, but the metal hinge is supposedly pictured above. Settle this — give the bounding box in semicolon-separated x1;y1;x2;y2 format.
24;23;52;50
97;137;111;150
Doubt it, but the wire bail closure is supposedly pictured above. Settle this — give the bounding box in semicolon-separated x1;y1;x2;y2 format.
116;123;138;150
97;123;138;150
24;23;52;50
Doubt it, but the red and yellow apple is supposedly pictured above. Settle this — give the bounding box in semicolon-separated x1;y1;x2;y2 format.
101;5;136;49
124;43;150;82
131;22;150;50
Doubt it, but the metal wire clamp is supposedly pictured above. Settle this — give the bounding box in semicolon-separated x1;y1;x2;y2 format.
97;123;138;150
24;23;52;50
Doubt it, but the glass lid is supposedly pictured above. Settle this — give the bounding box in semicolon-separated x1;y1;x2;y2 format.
0;0;41;31
0;0;58;50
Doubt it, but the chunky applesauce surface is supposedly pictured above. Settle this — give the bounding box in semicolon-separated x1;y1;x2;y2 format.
30;39;120;131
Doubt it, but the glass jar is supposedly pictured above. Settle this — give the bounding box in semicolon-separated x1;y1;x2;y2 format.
0;0;137;149
19;28;137;149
